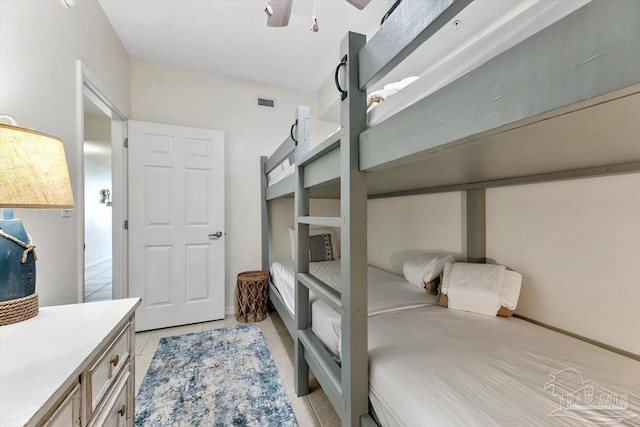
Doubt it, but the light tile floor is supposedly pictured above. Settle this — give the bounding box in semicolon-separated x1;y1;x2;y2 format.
134;311;341;426
85;258;112;302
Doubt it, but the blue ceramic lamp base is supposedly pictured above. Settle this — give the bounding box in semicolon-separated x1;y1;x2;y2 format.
0;218;38;325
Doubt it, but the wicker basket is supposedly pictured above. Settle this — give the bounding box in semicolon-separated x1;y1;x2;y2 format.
236;271;269;323
0;293;39;326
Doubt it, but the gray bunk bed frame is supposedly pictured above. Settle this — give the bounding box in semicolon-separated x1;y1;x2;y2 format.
261;1;640;426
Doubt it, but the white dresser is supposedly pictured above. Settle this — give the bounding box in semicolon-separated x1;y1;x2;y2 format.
0;298;141;427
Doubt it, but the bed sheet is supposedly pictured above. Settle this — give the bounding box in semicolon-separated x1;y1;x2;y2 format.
368;306;640;426
269;259;437;356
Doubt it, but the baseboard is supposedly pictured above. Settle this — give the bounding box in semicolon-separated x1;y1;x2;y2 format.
225;306;235;316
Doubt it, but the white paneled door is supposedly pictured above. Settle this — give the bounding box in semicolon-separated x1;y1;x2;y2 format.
128;120;225;331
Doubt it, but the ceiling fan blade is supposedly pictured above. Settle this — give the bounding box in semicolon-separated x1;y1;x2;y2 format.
267;0;293;27
345;0;372;10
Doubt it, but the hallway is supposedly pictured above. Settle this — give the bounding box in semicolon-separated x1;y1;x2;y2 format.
85;258;112;302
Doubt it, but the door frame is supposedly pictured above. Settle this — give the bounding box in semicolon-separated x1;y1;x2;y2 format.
76;61;129;301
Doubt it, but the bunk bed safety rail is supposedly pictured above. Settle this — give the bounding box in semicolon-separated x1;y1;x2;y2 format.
265;174;296;200
298;273;342;314
267;286;296;333
358;0;472;90
295;216;344;228
298;329;344;410
264;134;295;175
297;128;344;167
302;149;341;191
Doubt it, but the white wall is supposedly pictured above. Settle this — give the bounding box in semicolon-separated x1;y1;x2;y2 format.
131;59;336;313
84;112;112;141
368;193;463;275
486;174;640;355
84;113;112;267
317;74;340;122
0;0;131;306
84;157;112;266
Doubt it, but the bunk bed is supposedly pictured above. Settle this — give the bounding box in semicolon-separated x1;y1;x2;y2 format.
269;258;439;358
261;1;640;426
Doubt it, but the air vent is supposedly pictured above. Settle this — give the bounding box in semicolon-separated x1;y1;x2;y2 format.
256;96;276;109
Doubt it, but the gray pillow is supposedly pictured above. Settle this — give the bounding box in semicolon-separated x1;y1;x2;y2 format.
309;234;334;262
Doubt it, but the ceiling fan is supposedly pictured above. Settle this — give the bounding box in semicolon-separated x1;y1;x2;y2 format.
265;0;372;27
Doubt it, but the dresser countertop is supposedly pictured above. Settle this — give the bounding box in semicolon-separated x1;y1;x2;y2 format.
0;298;141;427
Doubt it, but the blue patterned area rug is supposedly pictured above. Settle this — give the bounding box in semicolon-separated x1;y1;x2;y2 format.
135;323;298;427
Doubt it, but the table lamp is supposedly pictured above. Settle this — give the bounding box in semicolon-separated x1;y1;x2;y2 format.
0;116;74;326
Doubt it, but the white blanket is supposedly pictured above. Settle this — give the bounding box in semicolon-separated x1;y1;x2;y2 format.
403;253;455;287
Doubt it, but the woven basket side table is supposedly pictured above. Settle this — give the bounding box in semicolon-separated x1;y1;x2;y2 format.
236;270;269;323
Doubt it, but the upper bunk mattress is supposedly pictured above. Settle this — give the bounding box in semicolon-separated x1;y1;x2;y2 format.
368;305;640;427
365;1;589;128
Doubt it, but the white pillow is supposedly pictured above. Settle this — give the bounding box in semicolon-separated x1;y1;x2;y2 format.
403;253;455;288
288;227;340;260
499;270;522;310
439;262;522;316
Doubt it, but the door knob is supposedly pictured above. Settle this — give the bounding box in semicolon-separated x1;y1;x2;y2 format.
209;231;223;239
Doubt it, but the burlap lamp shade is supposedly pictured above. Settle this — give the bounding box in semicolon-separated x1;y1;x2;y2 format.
0;123;74;208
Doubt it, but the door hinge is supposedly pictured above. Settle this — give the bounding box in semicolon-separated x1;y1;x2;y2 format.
124;138;128;148
124;220;129;230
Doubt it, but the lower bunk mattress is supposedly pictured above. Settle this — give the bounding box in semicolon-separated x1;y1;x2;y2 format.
270;260;640;426
368;306;640;426
269;259;437;357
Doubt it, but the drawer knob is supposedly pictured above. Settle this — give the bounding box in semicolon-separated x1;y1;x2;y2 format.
111;354;119;367
118;404;126;417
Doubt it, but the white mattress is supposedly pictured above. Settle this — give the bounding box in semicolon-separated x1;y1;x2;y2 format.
271;261;640;426
269;259;437;356
368;306;640;427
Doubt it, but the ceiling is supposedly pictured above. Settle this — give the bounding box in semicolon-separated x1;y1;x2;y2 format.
98;0;395;92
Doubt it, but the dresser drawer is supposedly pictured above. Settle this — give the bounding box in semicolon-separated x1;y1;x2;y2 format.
89;363;131;427
87;322;132;412
41;382;81;427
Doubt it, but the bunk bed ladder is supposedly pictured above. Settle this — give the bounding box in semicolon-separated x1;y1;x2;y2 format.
294;32;371;427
